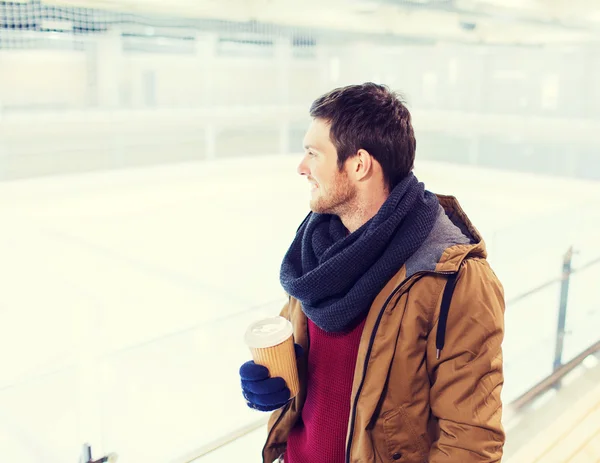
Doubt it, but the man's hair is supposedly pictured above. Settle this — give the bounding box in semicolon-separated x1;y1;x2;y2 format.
309;82;416;190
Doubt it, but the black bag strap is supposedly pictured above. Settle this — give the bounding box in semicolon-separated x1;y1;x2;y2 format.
435;271;459;359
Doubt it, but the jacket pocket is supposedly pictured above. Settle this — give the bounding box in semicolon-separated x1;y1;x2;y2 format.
382;405;429;462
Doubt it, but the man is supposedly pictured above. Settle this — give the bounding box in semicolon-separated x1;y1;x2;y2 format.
239;83;505;463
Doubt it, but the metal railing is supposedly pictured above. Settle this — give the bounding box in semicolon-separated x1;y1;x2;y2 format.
78;444;118;463
507;247;600;416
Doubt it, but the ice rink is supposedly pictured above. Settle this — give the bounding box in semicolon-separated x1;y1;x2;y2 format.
1;155;600;463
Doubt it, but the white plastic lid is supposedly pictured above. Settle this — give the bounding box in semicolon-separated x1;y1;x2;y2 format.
244;316;293;349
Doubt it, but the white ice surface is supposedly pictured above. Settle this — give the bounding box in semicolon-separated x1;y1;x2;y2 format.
1;155;599;463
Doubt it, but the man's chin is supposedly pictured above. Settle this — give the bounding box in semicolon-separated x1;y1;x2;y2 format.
309;199;323;214
309;200;331;215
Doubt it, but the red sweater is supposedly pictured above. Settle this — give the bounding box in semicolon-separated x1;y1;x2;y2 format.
285;316;367;463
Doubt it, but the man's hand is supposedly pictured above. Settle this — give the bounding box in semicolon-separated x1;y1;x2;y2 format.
239;344;304;412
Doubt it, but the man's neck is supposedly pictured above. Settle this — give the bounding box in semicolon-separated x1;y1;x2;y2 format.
339;190;389;234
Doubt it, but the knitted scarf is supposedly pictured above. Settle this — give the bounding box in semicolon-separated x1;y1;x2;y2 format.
280;173;439;332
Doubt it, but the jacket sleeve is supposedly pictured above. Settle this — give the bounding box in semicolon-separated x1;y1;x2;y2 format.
263;296;300;463
427;258;506;462
279;295;291;320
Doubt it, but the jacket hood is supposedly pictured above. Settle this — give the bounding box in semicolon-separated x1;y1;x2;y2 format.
405;194;486;278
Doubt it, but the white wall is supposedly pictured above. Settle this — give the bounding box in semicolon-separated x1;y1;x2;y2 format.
0;49;89;108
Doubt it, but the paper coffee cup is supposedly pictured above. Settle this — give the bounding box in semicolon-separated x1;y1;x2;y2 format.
244;316;300;398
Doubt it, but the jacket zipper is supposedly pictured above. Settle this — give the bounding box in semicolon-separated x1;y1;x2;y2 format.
344;270;455;463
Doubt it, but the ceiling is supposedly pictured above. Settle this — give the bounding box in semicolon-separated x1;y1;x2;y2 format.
47;0;600;45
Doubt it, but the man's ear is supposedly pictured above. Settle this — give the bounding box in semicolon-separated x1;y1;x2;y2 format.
353;149;373;181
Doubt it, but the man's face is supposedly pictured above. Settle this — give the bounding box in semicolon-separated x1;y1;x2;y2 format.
297;118;357;215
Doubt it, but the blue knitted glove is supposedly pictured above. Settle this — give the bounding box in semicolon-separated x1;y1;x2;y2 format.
240;343;304;412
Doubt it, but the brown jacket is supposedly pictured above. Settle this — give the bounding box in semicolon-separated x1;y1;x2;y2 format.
263;195;506;463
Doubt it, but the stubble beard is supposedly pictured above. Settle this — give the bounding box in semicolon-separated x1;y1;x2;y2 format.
310;170;356;217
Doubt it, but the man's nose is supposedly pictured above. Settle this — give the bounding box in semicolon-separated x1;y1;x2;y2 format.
297;155;310;176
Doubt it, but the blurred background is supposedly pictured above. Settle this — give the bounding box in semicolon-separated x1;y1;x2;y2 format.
0;0;599;462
